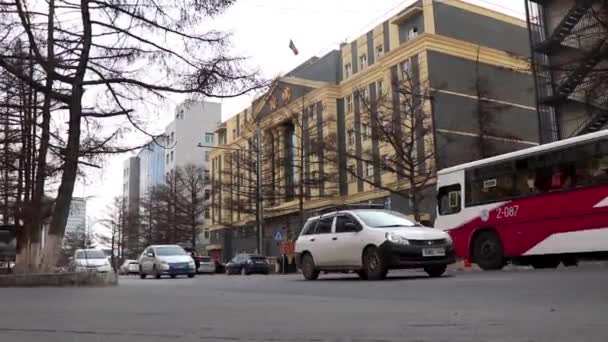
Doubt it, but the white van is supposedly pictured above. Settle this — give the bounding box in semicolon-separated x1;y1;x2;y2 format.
295;209;455;280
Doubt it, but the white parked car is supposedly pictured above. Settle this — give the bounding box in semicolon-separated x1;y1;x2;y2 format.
295;209;455;280
197;256;216;274
119;259;139;275
138;245;196;279
72;249;113;273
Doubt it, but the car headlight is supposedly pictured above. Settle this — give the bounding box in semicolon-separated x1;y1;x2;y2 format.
444;233;453;244
160;261;169;266
386;232;410;245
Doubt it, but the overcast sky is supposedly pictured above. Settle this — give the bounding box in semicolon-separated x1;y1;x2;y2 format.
84;0;526;226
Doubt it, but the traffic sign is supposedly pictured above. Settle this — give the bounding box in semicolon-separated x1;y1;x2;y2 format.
273;231;285;241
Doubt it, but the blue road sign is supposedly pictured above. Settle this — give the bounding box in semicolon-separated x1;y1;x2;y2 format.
274;231;285;241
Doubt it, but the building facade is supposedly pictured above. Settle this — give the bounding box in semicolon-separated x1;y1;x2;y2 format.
65;197;87;235
164;100;221;176
122;157;140;214
209;0;538;261
525;0;608;141
164;100;221;247
137;137;166;198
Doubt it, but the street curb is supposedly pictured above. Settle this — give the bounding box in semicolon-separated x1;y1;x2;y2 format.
0;272;118;287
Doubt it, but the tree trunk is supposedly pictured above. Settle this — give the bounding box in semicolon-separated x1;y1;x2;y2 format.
39;92;82;272
16;0;55;273
409;175;421;222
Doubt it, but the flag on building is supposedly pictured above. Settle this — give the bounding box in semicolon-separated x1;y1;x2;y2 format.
289;40;299;55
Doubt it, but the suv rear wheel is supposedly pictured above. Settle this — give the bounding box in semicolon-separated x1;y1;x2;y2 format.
301;254;320;280
363;246;387;280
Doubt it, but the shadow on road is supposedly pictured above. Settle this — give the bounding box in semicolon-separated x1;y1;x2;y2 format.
291;274;454;282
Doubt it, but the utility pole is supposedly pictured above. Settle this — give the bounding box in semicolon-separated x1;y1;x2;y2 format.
255;128;264;255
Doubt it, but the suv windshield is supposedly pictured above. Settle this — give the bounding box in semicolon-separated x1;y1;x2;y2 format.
155;246;187;256
75;250;106;259
355;210;418;228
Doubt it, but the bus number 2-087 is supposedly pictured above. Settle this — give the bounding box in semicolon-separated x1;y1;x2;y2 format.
496;205;519;219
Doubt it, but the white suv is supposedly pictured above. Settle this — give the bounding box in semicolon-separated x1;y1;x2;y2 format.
295;209;455;280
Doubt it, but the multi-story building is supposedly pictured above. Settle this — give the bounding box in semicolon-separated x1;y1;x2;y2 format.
209;0;538;261
164;100;221;247
164;100;220;177
65;197;86;235
525;0;608;141
137;137;166;198
122;156;141;214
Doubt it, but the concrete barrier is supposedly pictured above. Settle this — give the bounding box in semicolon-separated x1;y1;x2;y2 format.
0;271;118;287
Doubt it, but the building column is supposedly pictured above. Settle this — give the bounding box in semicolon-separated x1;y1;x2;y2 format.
422;0;436;34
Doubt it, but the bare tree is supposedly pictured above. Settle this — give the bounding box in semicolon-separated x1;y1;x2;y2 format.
279;92;339;228
99;196;127;270
138;165;206;250
211;84;338;245
139;186;163;247
471;47;520;158
326;67;439;222
0;0;262;271
176;164;206;249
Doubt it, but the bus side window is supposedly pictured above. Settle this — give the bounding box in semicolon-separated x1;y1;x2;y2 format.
438;185;461;216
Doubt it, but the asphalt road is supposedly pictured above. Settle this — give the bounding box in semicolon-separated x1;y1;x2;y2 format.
0;266;607;342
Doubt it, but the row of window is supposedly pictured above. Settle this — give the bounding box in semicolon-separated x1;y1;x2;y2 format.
347;161;376;182
347;124;372;145
438;138;608;215
344;44;385;79
344;58;412;114
344;79;384;113
342;26;417;80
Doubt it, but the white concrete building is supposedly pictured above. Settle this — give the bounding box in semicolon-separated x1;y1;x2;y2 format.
164;100;220;174
164;100;221;248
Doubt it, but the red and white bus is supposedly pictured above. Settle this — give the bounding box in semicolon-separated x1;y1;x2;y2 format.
435;130;608;270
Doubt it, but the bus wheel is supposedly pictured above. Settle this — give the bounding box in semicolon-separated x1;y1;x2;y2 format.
473;231;505;271
531;257;560;269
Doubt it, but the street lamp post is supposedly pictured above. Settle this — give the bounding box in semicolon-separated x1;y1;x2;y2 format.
197;127;265;255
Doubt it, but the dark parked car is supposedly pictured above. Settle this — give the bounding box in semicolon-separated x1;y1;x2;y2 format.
226;254;270;275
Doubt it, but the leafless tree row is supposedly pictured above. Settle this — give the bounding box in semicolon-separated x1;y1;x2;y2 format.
136;164;207;257
0;0;262;272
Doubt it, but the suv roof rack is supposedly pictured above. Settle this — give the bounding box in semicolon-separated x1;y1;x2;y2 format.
313;203;387;216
